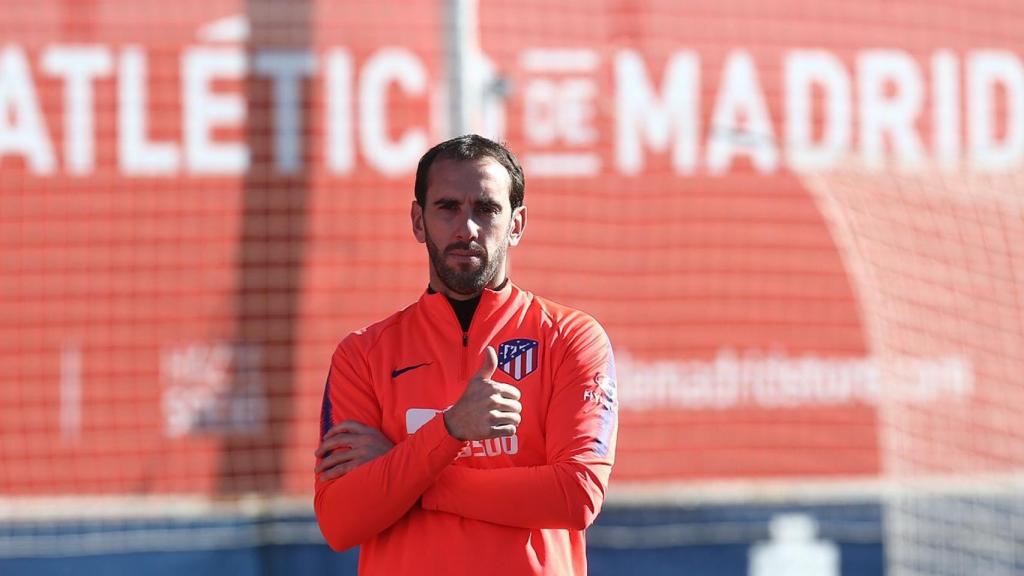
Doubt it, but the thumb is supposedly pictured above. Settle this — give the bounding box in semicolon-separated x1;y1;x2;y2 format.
475;346;498;380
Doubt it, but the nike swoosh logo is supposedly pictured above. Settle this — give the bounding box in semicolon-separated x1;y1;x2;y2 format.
391;362;431;379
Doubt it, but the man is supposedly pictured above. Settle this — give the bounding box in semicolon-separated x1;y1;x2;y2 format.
313;134;618;575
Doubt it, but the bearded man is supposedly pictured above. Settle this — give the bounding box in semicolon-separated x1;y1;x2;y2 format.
314;134;618;576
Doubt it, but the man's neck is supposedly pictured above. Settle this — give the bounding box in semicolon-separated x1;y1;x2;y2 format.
446;293;481;333
427;278;509;332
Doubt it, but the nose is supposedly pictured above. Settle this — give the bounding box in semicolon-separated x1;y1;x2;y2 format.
454;211;480;243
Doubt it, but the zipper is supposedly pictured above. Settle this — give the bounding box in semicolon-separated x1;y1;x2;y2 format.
462;295;482;381
446;296;481;382
460;330;467;382
442;298;470;382
442;289;489;383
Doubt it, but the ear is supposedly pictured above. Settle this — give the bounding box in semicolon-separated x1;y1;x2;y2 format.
411;201;426;244
508;205;527;247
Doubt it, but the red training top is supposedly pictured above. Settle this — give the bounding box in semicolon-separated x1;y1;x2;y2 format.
315;281;618;575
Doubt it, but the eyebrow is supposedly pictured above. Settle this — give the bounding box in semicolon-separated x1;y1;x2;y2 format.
431;197;504;211
475;199;503;211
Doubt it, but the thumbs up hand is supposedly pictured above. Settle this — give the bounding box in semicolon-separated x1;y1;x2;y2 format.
443;346;523;441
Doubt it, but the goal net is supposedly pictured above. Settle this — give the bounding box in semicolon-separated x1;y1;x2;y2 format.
803;165;1024;576
3;0;1024;574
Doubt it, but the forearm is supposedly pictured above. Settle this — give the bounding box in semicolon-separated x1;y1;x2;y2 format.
420;460;611;530
314;415;464;550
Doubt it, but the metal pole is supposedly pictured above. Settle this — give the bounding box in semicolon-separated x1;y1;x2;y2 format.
444;0;478;137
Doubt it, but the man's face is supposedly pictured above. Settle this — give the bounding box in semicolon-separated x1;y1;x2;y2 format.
411;158;526;299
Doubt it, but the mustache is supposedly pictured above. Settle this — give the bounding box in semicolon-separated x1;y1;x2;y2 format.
444;242;485;255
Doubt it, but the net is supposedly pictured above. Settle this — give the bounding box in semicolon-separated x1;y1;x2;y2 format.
3;0;1024;574
803;166;1024;575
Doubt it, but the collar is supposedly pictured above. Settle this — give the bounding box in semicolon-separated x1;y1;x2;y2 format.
418;279;518;334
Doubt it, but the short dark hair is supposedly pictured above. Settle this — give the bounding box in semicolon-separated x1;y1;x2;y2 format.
414;134;525;210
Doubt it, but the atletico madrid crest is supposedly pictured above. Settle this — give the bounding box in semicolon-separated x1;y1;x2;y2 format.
497;339;539;381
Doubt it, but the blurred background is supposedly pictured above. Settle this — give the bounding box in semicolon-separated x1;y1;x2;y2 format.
2;1;1023;574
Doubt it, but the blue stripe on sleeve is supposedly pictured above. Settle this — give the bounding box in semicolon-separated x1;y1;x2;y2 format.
319;372;333;439
592;342;618;457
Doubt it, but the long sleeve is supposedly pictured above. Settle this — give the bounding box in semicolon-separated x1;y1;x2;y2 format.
421;315;618;530
314;336;466;551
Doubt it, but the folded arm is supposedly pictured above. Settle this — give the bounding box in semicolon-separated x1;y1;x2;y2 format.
313;338;464;551
420;316;618;530
420;457;611;530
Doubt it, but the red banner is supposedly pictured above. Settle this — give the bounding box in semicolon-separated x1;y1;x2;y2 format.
3;0;1020;495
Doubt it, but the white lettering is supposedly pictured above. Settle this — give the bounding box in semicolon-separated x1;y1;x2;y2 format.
616;349;973;411
615;49;700;174
785;50;851;172
501;434;519;455
359;48;428;176
254;50;316;174
161;342;265;437
524;77;597;146
858;50;925;169
453;434;520;458
560;78;597;145
524;79;559;145
968;50;1024;171
0;45;54;173
470;440;486;457
326;49;354;174
484;437;502;456
707;50;778;174
119;47;180;175
1;43;1022;178
932;51;960;169
41;45;112;174
183;47;248;174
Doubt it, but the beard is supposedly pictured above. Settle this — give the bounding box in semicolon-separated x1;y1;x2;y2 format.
425;229;507;297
